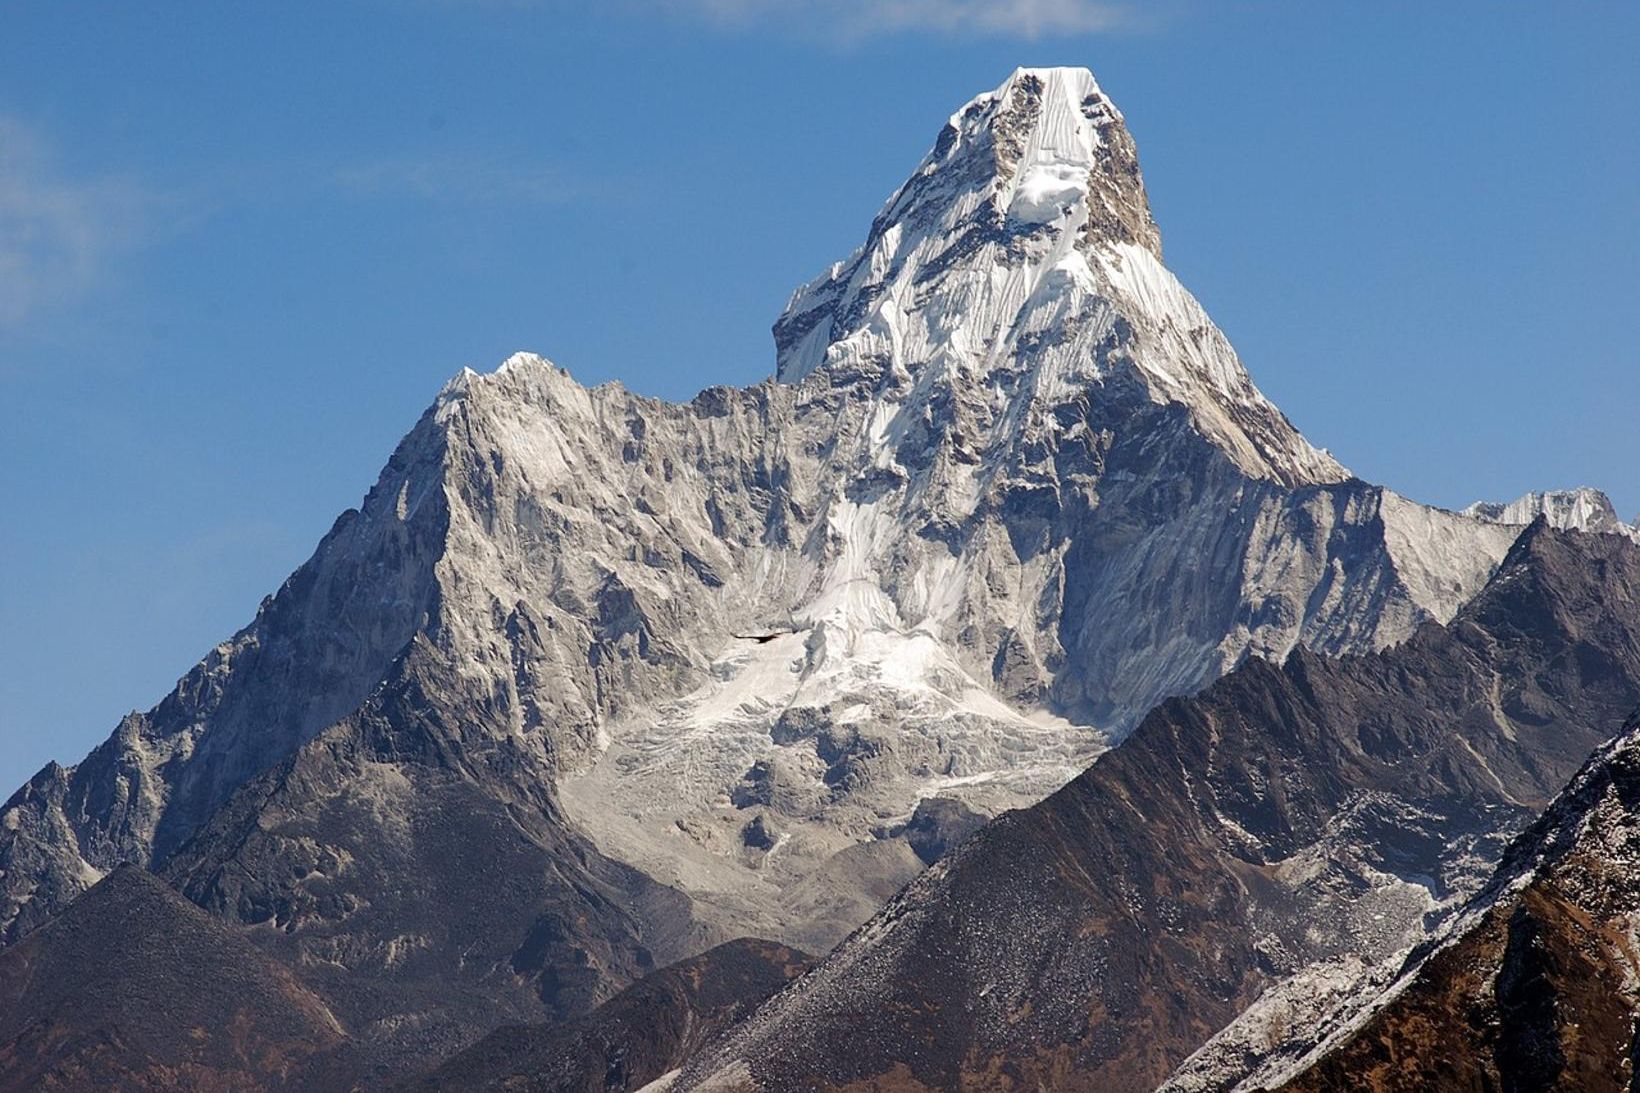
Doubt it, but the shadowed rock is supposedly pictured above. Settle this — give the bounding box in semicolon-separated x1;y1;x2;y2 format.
405;938;810;1092
0;865;347;1093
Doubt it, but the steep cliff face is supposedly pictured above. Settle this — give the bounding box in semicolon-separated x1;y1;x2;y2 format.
675;525;1640;1092
0;66;1547;1072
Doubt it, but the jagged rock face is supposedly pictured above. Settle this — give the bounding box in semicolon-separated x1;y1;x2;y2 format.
1466;485;1640;542
1258;714;1640;1092
0;64;1541;1065
155;635;707;1070
675;526;1640;1092
0;408;453;943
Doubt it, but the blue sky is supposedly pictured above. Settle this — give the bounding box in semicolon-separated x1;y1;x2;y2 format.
1;1;1636;792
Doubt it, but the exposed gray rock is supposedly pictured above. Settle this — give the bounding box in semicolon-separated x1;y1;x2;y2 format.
676;524;1640;1092
1465;485;1640;542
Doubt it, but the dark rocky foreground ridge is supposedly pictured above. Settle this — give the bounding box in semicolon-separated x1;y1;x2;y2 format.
1268;710;1640;1092
0;865;347;1092
671;522;1640;1091
402;938;810;1092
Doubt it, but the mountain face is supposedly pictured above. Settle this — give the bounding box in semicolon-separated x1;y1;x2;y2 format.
0;66;1570;1077
1259;711;1640;1092
674;524;1640;1092
550;65;1522;951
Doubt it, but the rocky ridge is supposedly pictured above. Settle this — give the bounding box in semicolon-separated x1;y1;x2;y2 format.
405;938;810;1093
673;523;1640;1091
1261;709;1640;1092
0;865;348;1092
1466;485;1640;543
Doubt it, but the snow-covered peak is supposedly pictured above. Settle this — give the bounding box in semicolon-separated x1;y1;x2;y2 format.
772;66;1341;487
948;66;1128;230
1464;487;1640;542
994;64;1107;100
773;67;1153;383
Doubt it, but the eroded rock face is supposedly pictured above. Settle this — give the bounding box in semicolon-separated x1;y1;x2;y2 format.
0;65;1549;1074
676;525;1640;1092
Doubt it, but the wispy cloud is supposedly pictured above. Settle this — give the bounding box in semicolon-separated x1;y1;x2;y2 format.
0;119;590;330
0;118;155;328
649;0;1135;39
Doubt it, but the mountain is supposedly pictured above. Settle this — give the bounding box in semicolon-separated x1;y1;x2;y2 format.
1259;710;1640;1092
554;64;1522;952
672;523;1640;1091
0;65;1570;1078
0;865;347;1092
404;938;809;1093
1466;485;1640;543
